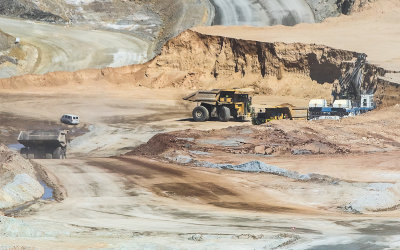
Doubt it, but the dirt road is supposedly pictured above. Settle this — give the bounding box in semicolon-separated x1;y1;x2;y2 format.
0;86;399;248
0;17;149;76
0;87;251;156
3;153;398;248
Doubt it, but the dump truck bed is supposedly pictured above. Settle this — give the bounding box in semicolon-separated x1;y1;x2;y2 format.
183;89;254;103
183;90;219;102
17;130;68;148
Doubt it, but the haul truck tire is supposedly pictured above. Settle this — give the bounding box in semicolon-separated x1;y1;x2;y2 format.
53;147;63;159
27;152;35;159
62;148;67;159
20;148;28;159
192;106;209;122
218;106;230;122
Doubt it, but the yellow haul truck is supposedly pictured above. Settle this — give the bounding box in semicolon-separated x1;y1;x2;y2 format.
183;89;253;122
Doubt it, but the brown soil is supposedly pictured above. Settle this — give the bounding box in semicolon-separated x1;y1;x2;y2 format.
129;105;400;163
88;155;308;214
128;133;194;156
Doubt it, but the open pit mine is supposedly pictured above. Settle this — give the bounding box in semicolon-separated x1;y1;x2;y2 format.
0;0;399;249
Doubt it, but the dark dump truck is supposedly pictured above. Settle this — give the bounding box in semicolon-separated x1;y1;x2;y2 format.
17;130;69;159
183;89;253;122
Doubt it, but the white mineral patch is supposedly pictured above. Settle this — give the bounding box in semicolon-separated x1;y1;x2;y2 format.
0;174;44;209
348;183;400;212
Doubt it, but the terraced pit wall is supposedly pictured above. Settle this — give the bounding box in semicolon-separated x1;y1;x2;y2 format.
0;30;397;106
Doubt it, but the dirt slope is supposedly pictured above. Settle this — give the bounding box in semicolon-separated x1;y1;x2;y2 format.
0;28;397;105
130;105;400;160
0;144;44;210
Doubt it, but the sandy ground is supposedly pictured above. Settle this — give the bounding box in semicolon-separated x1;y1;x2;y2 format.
0;86;398;248
193;0;400;75
0;17;149;76
0;0;399;248
0;86;249;156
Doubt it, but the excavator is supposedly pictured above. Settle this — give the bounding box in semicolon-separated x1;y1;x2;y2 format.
309;53;375;120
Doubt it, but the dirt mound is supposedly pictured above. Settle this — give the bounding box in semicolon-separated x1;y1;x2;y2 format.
128;132;196;156
129;106;399;165
0;144;43;210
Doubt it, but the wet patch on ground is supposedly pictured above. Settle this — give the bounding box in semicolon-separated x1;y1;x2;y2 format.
39;180;54;200
308;241;388;250
356;221;400;236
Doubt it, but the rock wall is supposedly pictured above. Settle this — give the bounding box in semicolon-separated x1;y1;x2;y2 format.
0;0;64;23
306;0;374;22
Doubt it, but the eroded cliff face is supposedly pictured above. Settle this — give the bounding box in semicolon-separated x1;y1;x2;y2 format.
138;30;378;99
0;30;396;105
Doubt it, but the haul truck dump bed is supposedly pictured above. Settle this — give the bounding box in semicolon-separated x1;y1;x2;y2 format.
17;130;69;159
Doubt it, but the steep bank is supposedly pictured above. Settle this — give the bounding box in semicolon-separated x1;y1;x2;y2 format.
0;30;397;105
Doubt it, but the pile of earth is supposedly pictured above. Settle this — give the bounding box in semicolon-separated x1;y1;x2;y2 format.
129;105;400;162
0;144;43;211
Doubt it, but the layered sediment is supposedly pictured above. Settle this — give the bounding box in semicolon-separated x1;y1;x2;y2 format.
0;30;397;105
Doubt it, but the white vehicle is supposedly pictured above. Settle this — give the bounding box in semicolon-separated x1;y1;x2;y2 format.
308;99;328;108
60;114;80;125
361;94;375;108
333;99;352;109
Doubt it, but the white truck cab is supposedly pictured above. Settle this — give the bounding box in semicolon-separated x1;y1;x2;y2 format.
361;94;375;108
333;99;352;109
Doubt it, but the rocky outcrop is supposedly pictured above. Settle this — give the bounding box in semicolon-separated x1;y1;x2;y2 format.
337;0;374;14
306;0;374;22
308;0;371;21
0;0;64;23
